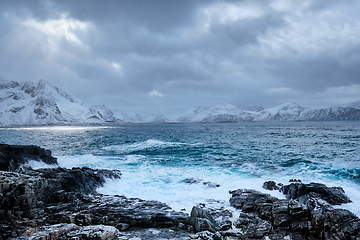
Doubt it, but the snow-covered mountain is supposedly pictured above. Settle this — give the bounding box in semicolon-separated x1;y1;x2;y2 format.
175;101;360;123
298;102;360;121
177;104;257;123
175;103;293;123
255;102;309;121
112;110;146;123
1;78;359;126
0;79;120;126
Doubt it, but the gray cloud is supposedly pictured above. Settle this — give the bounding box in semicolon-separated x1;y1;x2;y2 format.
1;0;360;115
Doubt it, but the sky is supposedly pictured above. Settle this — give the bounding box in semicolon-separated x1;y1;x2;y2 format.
1;0;360;116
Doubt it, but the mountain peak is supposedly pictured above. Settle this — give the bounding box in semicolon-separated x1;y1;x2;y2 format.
0;79;117;126
36;79;54;90
0;78;19;89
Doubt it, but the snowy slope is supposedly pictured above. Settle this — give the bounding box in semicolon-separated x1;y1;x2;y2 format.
177;104;257;123
1;78;359;125
298;101;360;121
254;102;309;121
112;110;145;123
176;101;360;123
0;79;119;126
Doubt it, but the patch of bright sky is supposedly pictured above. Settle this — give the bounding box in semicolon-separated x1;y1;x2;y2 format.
149;90;163;98
199;1;264;33
23;13;89;45
111;62;123;71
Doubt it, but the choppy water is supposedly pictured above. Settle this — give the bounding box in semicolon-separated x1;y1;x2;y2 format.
1;122;360;215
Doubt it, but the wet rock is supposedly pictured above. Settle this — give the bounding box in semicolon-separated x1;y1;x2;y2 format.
263;180;280;191
0;143;57;171
281;182;352;205
190;206;219;233
194;200;232;232
0;167;190;239
234;212;272;238
203;182;220;188
16;165;122;193
26;223;121;240
180;178;220;188
229;189;277;220
180;177;202;184
230;181;360;240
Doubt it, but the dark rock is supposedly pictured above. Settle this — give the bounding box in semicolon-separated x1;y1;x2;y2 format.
263;180;280;190
192;200;232;232
0;143;57;171
0;166;190;239
16;165;122;193
190;206;219;232
203;181;220;188
229;181;360;240
25;224;192;240
180;178;220;188
180;177;202;184
281;182;352;205
25;224;121;240
229;189;277;220
234;212;272;238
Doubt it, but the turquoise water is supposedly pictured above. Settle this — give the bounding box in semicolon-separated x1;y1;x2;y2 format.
1;122;360;214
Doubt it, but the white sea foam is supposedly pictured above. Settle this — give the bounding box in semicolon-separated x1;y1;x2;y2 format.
58;155;360;216
27;160;58;169
102;139;188;153
55;155;286;212
30;154;360;217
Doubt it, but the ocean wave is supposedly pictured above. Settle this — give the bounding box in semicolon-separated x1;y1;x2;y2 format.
326;168;360;182
279;158;315;168
102;139;189;154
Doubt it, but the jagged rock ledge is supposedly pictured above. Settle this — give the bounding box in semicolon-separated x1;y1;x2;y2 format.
1;144;360;239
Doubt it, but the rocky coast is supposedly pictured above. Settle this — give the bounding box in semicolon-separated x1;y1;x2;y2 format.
1;143;359;240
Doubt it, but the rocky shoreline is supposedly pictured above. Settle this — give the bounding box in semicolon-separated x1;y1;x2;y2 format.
1;143;359;239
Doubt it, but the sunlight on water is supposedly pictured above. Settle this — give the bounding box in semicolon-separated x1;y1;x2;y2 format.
6;125;115;132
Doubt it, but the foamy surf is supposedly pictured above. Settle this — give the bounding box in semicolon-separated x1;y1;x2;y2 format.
10;122;359;219
101;139;189;154
28;154;348;218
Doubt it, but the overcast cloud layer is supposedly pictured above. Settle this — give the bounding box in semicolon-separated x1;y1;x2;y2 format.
1;0;360;116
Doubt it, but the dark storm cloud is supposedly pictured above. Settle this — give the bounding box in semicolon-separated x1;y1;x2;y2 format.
269;52;360;92
1;0;360;114
53;0;208;33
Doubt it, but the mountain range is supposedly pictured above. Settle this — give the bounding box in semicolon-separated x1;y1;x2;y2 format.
1;78;360;126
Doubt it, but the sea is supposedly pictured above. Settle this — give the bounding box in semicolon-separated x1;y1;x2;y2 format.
1;121;360;216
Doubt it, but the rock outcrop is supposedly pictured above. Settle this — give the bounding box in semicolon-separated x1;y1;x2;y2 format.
229;182;360;240
1;144;360;239
0;143;57;171
0;145;190;239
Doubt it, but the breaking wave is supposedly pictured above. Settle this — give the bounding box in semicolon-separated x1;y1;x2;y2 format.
102;139;189;154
